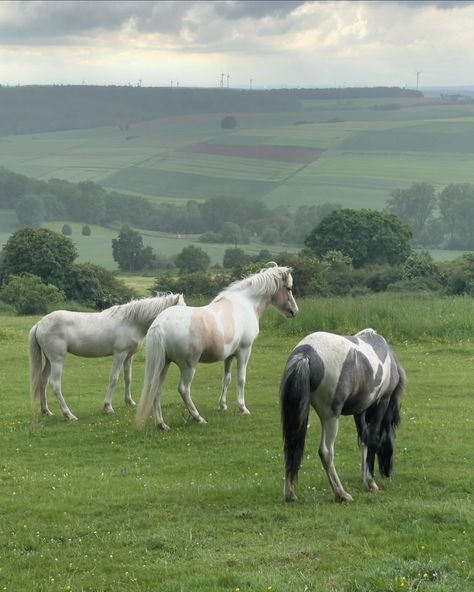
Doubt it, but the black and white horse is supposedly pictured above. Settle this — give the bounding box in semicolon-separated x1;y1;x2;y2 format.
280;328;406;502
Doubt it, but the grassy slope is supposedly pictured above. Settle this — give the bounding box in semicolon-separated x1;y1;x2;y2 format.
0;296;473;591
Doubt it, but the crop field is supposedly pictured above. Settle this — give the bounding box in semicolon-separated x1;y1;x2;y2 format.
2;97;474;212
0;295;473;591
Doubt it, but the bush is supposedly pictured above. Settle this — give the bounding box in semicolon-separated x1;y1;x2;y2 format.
220;115;237;129
62;223;72;236
0;273;64;315
81;225;91;236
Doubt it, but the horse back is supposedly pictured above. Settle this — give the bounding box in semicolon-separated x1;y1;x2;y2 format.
154;297;253;364
35;310;137;357
300;331;399;418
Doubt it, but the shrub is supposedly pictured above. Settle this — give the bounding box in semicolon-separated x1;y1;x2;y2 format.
62;223;72;236
0;273;64;315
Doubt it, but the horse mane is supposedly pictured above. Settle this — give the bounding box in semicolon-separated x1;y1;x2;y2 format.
107;293;178;324
214;266;292;300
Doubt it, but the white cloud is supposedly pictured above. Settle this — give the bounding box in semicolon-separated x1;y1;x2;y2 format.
0;1;473;87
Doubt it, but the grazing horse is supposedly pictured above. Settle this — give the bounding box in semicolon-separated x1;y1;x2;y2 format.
136;264;299;430
280;328;406;502
29;293;185;420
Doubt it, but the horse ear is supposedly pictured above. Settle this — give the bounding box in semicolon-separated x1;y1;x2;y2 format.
264;261;278;268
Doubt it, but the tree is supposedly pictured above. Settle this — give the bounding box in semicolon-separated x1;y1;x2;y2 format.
15;194;45;227
0;273;64;315
221;115;237;129
438;184;474;249
62;223;72;236
304;208;412;268
175;245;211;274
111;225;155;272
81;225;91;236
223;248;250;269
0;227;77;289
386;183;436;242
65;263;134;309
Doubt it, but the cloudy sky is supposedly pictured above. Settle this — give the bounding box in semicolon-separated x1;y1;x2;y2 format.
1;0;473;89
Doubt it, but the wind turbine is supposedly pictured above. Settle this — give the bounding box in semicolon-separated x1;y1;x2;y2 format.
415;70;422;90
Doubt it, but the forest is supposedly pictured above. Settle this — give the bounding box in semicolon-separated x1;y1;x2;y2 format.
0;85;421;135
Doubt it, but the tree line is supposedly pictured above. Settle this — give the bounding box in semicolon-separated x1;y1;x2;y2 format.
5;167;474;250
0;167;338;246
2;208;474;316
0;85;420;136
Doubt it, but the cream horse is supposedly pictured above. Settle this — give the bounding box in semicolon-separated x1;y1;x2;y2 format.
29;293;185;420
136;264;298;430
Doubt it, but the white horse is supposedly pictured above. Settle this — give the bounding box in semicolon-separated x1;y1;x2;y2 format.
29;293;185;420
136;264;299;430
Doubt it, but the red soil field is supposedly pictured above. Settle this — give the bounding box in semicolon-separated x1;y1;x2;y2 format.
184;142;322;164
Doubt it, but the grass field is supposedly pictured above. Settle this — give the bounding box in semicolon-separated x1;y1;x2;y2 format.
0;295;473;591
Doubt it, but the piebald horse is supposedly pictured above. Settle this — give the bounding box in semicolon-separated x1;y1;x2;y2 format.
281;328;406;502
29;293;185;420
136;264;298;430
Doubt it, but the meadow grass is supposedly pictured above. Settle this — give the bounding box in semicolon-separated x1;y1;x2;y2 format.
0;295;473;591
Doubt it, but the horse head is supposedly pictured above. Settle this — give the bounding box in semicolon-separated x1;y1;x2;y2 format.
270;267;299;318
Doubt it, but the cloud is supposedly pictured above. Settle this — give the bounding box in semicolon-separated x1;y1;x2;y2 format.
1;1;474;87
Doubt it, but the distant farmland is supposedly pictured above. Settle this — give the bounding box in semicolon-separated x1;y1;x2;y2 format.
2;97;474;212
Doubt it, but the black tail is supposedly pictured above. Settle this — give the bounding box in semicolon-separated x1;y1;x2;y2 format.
377;362;406;477
280;354;312;485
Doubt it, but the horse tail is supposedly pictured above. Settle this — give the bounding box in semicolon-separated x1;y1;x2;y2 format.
280;352;312;494
388;362;406;428
136;327;166;428
377;360;407;476
28;323;44;405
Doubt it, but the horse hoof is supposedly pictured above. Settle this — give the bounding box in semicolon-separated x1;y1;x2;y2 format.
335;492;353;503
284;491;297;503
196;416;208;425
239;407;251;416
103;405;114;415
41;409;53;417
125;400;136;407
64;414;78;421
218;404;228;412
158;423;171;431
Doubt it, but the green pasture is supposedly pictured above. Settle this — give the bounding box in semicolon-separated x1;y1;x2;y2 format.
2;98;474;210
0;295;473;591
42;222;297;269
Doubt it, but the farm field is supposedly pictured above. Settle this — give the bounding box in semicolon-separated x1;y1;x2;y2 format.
1;97;474;211
0;295;473;591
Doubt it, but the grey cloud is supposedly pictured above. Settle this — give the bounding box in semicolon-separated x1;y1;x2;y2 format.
0;1;193;43
398;1;474;8
214;1;308;20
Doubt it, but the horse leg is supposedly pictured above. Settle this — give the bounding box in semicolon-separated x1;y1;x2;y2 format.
103;352;128;414
318;417;353;502
123;354;135;407
354;413;377;492
178;366;207;424
40;358;53;416
218;356;233;411
49;359;78;421
235;346;252;415
153;361;171;430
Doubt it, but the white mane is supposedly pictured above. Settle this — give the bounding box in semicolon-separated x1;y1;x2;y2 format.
108;293;179;324
215;266;292;300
